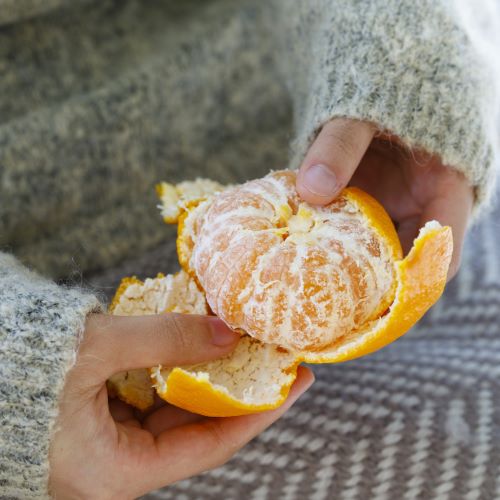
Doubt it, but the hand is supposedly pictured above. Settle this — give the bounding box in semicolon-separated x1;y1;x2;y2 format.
296;118;473;279
49;313;313;499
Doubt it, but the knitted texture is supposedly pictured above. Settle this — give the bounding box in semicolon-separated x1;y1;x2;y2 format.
0;0;291;280
268;0;500;211
0;1;76;26
0;254;102;498
0;0;499;498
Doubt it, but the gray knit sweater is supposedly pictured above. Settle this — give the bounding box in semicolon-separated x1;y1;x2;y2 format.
0;0;499;497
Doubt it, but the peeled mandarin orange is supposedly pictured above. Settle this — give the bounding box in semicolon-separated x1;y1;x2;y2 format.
177;170;404;352
108;170;452;417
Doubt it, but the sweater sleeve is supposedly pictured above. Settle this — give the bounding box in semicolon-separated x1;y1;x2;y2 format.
268;0;500;212
0;252;102;499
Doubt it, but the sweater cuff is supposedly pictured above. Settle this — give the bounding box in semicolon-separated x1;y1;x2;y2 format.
0;253;103;498
286;1;499;217
290;88;497;218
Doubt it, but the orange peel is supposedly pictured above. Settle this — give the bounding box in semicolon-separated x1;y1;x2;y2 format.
152;337;299;417
107;270;209;410
156;178;227;224
108;170;452;417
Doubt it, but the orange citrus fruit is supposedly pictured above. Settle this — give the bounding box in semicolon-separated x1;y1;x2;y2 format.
108;170;452;416
178;170;404;352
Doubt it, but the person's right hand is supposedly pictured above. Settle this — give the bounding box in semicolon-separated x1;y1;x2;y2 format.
49;313;314;499
296;118;473;280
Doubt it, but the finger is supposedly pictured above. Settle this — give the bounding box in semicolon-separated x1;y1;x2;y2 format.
78;314;240;384
134;393;168;421
143;405;204;436
108;399;136;422
118;419;142;430
297;118;374;205
420;189;473;281
396;215;420;256
142;366;314;491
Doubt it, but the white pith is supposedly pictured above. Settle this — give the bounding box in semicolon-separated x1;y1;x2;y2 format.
158;178;227;221
112;270;207;315
152;336;297;405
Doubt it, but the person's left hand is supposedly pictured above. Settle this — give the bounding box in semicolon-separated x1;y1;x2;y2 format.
296;118;474;279
49;313;313;499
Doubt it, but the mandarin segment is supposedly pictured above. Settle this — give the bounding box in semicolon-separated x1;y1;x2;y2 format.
188;170;398;351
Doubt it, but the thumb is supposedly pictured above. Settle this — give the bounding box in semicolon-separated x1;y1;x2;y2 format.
297;118;374;205
77;313;240;383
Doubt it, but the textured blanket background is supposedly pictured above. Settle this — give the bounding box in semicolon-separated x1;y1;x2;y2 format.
88;183;500;500
1;1;499;496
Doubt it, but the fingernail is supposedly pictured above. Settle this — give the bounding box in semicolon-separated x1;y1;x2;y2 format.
209;318;239;346
302;164;338;197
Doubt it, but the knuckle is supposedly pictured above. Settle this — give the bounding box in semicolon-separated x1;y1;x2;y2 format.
162;313;192;353
80;313;114;354
80;314;140;382
206;421;226;447
321;119;372;165
80;313;102;352
67;372;101;404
